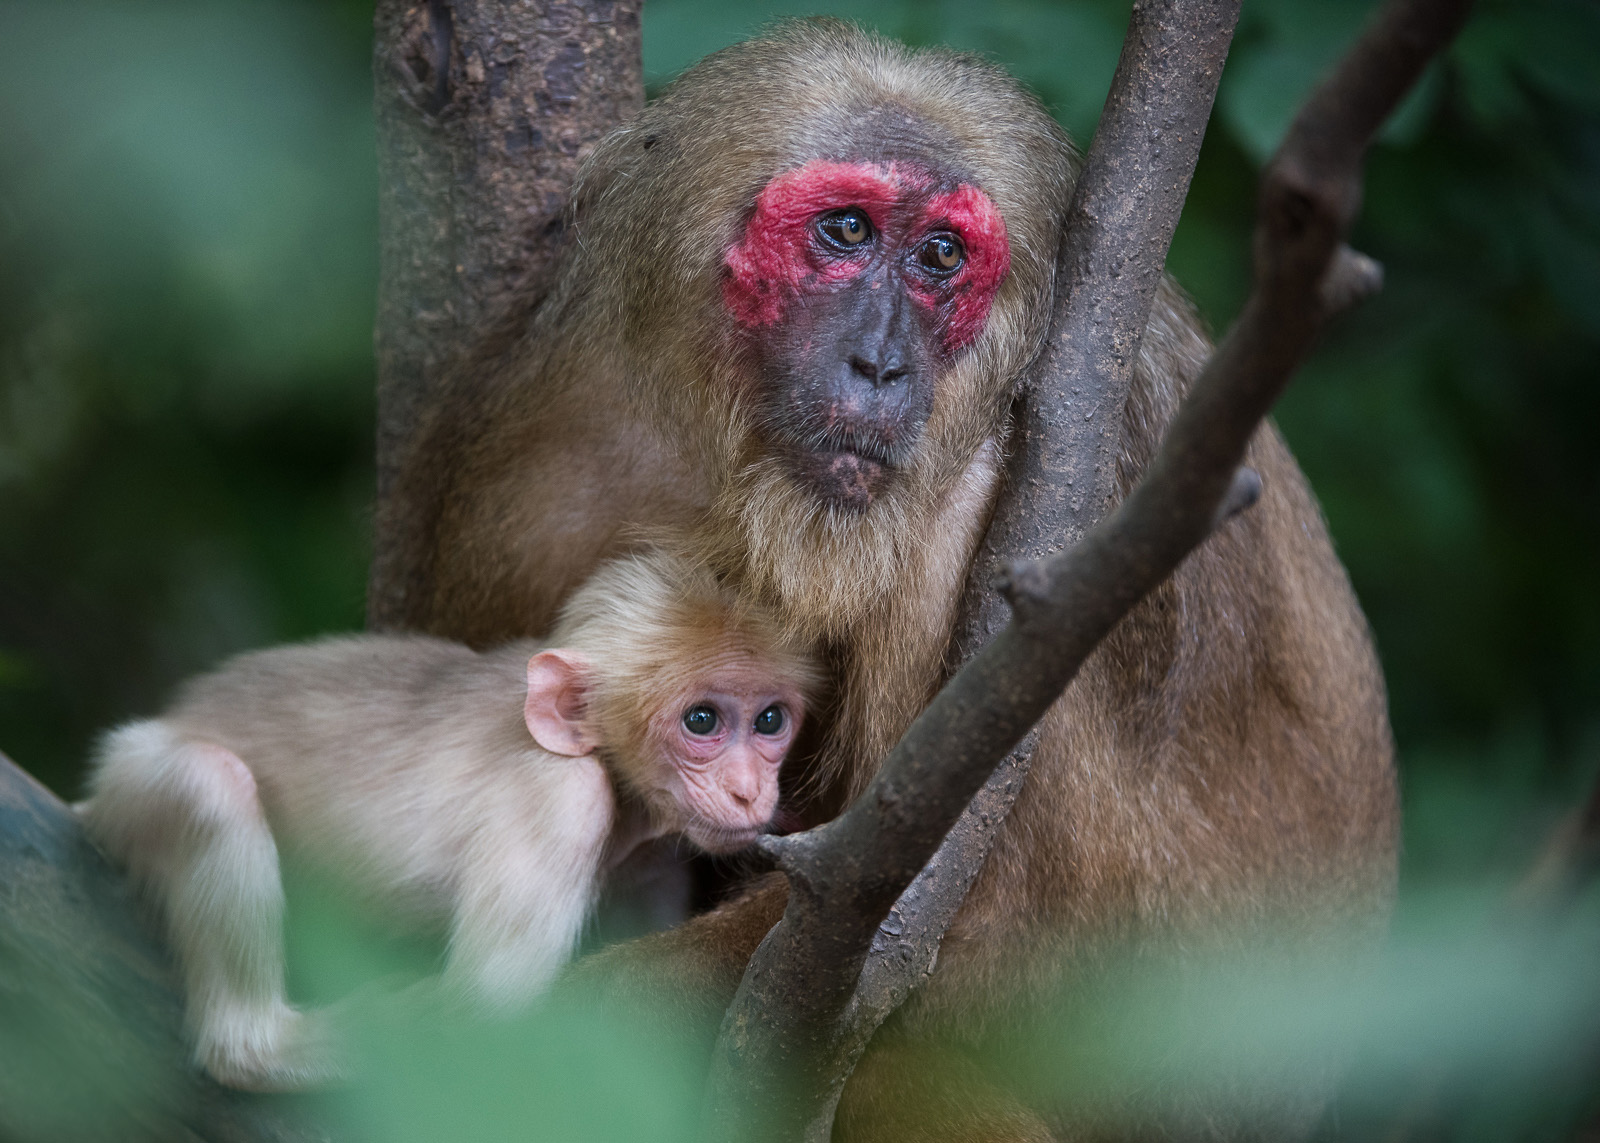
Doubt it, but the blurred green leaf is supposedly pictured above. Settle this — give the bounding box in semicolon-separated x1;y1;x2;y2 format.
0;2;375;792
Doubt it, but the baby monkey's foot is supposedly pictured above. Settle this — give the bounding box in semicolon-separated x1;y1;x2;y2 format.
197;1003;346;1092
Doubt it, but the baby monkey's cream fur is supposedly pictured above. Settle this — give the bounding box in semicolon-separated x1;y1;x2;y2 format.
79;552;817;1091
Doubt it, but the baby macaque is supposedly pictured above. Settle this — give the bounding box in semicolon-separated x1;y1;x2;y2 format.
78;552;817;1091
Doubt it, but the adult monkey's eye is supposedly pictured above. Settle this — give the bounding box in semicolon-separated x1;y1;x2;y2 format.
917;232;965;274
816;208;873;249
683;705;719;736
753;705;785;736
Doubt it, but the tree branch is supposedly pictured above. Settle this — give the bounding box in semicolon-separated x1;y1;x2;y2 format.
836;0;1242;1099
701;1;1471;1140
0;754;321;1143
368;0;643;631
1511;771;1600;914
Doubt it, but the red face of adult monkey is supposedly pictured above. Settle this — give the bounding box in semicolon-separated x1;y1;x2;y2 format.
723;160;1011;510
404;25;1071;671
389;21;1398;1141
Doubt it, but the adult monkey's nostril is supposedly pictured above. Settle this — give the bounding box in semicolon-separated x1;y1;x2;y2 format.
850;353;908;387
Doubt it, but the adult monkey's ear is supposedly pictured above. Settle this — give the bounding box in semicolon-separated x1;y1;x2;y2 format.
525;650;599;756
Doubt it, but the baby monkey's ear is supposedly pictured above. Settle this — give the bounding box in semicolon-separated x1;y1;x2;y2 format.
524;650;598;756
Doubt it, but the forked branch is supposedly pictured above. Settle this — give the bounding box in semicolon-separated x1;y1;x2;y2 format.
702;1;1472;1140
826;0;1242;1113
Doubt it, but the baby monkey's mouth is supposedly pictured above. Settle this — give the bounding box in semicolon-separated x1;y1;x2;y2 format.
690;823;766;854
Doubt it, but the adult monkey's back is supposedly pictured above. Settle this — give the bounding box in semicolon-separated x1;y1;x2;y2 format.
392;23;1398;1139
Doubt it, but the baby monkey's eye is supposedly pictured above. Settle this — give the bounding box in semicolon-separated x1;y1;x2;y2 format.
816;208;873;249
753;705;785;736
683;705;719;736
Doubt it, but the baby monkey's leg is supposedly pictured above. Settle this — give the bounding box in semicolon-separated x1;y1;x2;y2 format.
83;724;335;1090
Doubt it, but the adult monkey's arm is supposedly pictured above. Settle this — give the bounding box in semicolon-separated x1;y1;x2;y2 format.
701;1;1471;1141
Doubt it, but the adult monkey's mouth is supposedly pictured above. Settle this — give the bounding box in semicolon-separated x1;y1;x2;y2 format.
794;443;895;511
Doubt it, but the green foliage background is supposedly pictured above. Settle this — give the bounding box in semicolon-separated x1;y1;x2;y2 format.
0;0;1596;1137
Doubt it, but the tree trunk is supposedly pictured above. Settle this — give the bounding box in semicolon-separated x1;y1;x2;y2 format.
368;0;644;630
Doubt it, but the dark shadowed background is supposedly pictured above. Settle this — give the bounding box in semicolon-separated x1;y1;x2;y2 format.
1;1;1596;1138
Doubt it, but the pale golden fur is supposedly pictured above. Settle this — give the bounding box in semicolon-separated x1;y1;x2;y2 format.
550;552;821;816
387;22;1399;1141
79;552;818;1092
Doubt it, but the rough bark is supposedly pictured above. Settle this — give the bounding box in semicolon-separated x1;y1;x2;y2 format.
0;753;324;1143
368;0;644;631
701;1;1469;1140
840;0;1241;1096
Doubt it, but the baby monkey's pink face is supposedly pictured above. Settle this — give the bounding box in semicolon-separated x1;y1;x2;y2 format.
648;667;805;853
523;647;808;855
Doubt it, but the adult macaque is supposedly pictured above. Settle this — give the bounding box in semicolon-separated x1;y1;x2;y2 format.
384;22;1399;1139
79;552;817;1092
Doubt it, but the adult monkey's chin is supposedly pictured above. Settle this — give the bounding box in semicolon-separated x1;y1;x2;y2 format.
796;449;893;512
717;453;918;640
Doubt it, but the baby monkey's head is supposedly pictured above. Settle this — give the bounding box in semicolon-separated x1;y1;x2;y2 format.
524;551;820;853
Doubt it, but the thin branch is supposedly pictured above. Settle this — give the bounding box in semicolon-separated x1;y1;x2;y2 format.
1511;771;1600;914
956;0;1243;654
828;0;1241;1115
701;1;1472;1140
